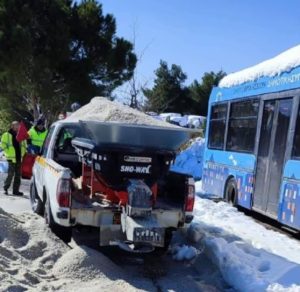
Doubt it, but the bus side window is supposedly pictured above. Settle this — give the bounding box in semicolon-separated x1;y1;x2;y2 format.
293;107;300;158
226;99;259;153
208;103;228;149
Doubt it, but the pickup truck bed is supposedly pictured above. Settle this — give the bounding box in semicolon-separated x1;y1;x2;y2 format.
30;120;195;252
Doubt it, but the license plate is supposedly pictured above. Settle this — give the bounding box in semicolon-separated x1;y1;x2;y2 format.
134;228;165;246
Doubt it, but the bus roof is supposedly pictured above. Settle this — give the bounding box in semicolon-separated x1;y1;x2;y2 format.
210;45;300;103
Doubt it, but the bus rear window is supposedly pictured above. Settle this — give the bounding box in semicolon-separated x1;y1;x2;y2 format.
208;103;228;150
226;99;259;153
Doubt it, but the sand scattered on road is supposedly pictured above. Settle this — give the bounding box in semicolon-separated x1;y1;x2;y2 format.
0;207;153;291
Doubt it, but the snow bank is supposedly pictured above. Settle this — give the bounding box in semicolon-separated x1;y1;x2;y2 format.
204;236;300;291
219;44;300;87
193;197;300;264
195;180;204;194
190;196;300;291
67;96;178;128
171;138;205;180
171;244;199;261
268;284;300;292
0;208;151;291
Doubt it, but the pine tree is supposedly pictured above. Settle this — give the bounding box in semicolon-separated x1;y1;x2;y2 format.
0;0;137;123
143;60;192;114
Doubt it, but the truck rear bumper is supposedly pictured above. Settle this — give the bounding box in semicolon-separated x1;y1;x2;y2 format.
71;207;184;228
70;207;186;247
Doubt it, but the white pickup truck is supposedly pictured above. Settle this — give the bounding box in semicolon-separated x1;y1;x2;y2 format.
29;119;195;252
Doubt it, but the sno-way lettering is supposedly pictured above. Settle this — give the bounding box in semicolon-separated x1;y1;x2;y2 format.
120;165;151;174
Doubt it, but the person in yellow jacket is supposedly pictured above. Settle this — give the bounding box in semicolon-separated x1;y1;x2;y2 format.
27;119;48;154
1;121;27;196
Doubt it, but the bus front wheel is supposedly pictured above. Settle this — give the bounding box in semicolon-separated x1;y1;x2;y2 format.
224;178;238;207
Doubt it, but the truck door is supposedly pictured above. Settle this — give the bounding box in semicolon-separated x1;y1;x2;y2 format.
253;98;293;217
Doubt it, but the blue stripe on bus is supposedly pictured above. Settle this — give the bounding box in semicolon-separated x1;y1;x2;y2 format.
202;149;256;209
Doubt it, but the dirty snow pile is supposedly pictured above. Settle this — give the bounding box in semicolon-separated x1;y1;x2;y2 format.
171;138;205;180
67;96;178;128
171;244;199;261
190;196;300;291
219;44;300;87
0;207;151;291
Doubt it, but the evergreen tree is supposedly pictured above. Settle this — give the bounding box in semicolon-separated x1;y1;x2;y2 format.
189;71;226;115
0;0;137;123
143;60;192;113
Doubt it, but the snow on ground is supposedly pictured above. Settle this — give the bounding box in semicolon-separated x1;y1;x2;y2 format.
171;244;200;261
66;96;178;128
190;194;300;291
219;44;300;87
0;174;31;213
171;138;204;180
176;144;300;290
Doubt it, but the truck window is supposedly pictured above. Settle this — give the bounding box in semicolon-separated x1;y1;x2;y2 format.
55;125;84;154
54;124;84;177
41;126;55;157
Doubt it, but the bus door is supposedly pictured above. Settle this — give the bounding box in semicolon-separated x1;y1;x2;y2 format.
253;98;293;217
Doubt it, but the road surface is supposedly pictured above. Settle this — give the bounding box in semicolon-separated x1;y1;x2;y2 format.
0;173;232;292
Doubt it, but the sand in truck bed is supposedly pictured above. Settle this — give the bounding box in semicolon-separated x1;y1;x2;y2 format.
66;96;178;128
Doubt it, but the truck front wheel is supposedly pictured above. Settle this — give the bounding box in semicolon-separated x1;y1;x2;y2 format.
44;196;72;243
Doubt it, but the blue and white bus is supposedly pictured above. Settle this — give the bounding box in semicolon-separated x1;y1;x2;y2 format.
202;46;300;231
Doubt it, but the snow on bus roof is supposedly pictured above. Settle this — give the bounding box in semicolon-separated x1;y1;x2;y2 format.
219;44;300;88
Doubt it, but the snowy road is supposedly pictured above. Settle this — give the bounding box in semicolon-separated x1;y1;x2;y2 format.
193;182;300;291
0;174;31;213
1;173;300;291
0;174;231;292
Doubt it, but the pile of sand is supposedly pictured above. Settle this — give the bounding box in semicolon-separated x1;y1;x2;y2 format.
0;208;152;291
66;96;178;128
53;246;124;281
0;208;68;291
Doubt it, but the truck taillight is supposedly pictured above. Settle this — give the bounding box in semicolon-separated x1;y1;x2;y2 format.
185;178;195;212
57;179;71;208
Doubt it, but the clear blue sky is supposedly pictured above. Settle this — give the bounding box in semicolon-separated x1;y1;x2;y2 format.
99;0;300;87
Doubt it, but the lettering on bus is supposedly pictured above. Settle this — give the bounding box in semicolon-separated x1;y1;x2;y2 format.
268;73;300;88
243;81;267;92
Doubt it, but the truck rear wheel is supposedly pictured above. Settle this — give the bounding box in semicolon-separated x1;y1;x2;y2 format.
30;180;44;216
224;178;238;207
44;196;72;243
